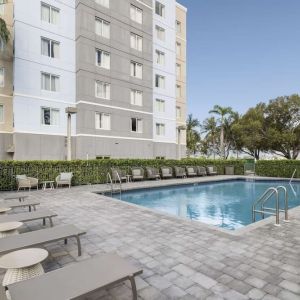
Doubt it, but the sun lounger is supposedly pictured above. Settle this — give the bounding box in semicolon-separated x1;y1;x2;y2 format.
186;166;197;177
206;165;218;176
111;168;127;183
0;210;57;227
1;200;40;212
174;167;186;178
0;225;86;256
7;253;143;300
160;167;173;179
196;166;207;176
3;195;29;202
145;167;160;180
131;167;144;181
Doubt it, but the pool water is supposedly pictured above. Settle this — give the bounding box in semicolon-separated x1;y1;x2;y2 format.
112;180;300;230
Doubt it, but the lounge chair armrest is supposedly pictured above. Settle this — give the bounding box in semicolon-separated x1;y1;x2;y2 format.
27;177;39;185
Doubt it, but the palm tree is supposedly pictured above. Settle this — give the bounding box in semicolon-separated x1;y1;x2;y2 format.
186;114;201;156
209;105;233;159
201;116;217;159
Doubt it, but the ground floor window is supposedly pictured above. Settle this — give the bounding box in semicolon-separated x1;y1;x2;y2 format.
41;107;59;125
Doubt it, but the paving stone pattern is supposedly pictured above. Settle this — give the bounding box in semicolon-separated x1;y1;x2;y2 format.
0;177;299;300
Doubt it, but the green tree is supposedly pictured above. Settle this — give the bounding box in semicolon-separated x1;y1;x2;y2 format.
209;105;233;159
186;114;201;156
231;103;267;160
265;95;300;159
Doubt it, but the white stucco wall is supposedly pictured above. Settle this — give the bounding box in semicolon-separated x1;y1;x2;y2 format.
152;0;177;144
13;0;76;135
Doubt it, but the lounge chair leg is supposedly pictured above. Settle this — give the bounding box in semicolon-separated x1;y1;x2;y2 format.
49;217;53;227
29;206;31;212
64;238;68;244
43;218;46;226
75;236;82;256
34;205;36;211
129;276;138;300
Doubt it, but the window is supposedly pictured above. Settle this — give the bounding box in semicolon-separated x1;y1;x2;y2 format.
0;67;4;87
96;156;111;159
96;49;110;69
176;84;181;97
41;3;59;25
95;0;109;8
41;37;59;58
155;99;165;112
155;1;165;17
95;112;111;130
130;89;143;106
130;33;143;51
176;20;181;33
95;18;110;39
176;106;181;119
95;81;110;100
130;61;143;79
41;72;59;92
130;5;143;24
131;118;143;133
156;156;165;160
156;123;165;136
155;25;165;41
41;107;59;125
0;104;4;123
155;74;165;88
155;50;165;65
176;63;181;77
176;42;181;56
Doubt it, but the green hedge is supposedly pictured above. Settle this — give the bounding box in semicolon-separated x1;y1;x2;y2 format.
0;159;245;191
0;159;298;191
256;160;300;179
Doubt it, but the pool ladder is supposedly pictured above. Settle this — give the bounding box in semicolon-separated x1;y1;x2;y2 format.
252;186;289;226
106;173;122;196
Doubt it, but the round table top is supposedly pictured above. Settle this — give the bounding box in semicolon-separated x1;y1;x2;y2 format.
0;248;48;269
0;207;11;213
41;181;55;183
0;222;23;232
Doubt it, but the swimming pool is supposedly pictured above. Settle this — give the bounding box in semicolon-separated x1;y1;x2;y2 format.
111;179;300;230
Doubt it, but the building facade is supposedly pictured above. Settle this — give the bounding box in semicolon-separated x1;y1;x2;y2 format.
0;0;186;160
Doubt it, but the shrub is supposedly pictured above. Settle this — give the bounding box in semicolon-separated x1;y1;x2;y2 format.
1;159;297;191
0;159;245;191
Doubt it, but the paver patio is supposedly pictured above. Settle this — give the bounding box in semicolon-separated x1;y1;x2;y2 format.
0;176;299;300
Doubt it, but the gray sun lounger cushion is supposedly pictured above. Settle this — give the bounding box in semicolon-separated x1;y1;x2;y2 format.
8;253;143;300
1;200;40;212
0;210;57;227
0;225;86;256
3;195;29;202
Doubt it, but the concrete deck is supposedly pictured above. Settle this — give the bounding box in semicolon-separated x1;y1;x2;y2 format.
0;176;299;300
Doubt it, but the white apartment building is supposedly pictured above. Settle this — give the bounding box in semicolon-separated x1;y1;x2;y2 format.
0;0;186;160
152;0;177;158
13;0;76;159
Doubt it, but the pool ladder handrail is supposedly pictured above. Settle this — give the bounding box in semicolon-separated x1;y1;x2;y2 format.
262;186;288;223
252;186;289;226
106;172;122;196
289;169;297;184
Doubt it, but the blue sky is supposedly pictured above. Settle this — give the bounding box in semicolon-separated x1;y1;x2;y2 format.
177;0;300;122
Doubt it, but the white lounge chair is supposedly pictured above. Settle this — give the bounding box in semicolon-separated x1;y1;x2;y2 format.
16;175;39;191
56;172;73;188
